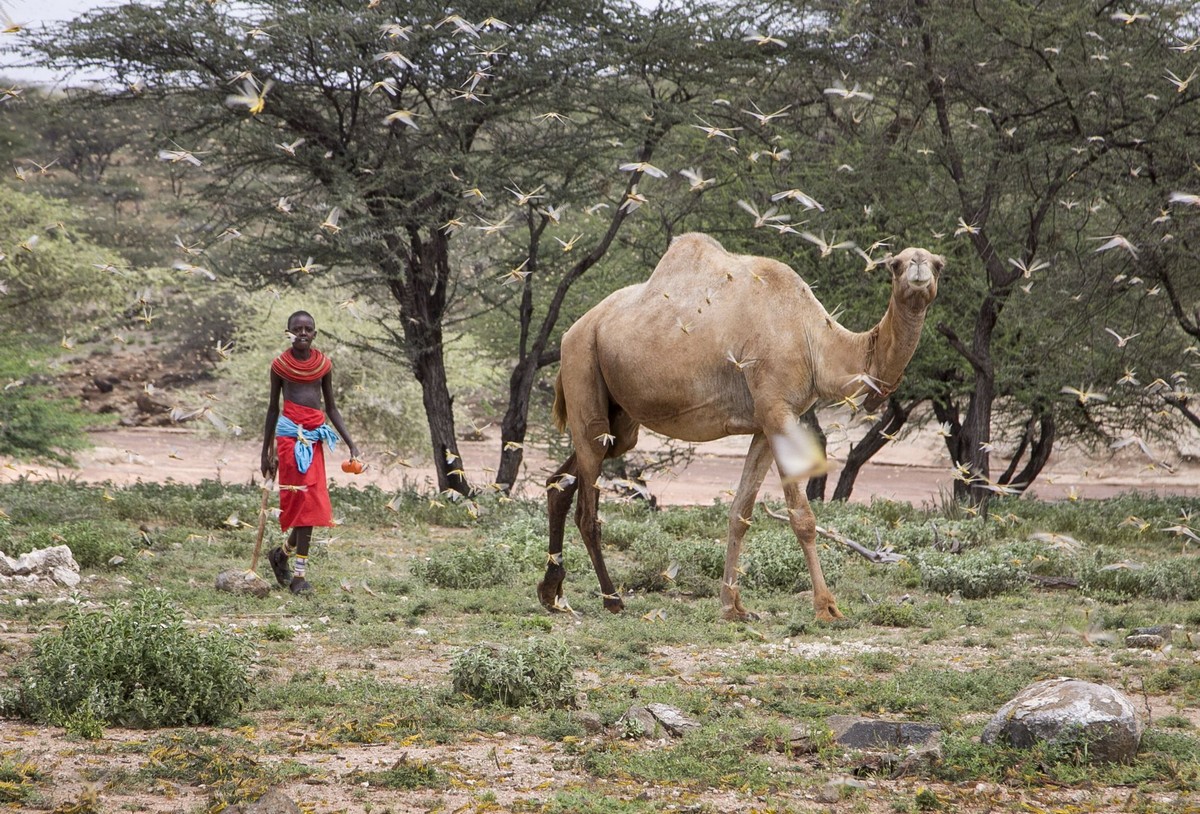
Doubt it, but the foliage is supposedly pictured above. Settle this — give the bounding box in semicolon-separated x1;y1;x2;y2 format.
411;542;520;589
742;526;848;593
0;590;253;728
450;638;576;709
346;757;445;790
0;185;129;337
0;518;135;568
0;350;99;465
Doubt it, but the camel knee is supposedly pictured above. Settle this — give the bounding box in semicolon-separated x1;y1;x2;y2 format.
789;510;816;544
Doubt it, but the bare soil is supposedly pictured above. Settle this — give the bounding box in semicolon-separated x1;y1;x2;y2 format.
3;421;1197;507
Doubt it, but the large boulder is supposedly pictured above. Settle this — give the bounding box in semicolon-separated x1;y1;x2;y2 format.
981;677;1142;764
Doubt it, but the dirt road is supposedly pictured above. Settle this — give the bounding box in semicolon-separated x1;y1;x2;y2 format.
2;423;1194;506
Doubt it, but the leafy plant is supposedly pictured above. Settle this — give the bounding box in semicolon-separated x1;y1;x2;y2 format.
412;543;520;589
1;590;253;727
346;756;445;790
450;638;576;709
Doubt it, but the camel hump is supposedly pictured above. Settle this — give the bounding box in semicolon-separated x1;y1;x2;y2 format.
649;233;729;280
647;232;794;290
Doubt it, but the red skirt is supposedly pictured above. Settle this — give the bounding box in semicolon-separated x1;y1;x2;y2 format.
276;401;334;530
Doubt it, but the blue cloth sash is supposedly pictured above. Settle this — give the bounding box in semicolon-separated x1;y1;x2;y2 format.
276;415;339;473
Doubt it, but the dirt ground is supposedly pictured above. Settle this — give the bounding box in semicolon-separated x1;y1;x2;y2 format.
2;419;1196;507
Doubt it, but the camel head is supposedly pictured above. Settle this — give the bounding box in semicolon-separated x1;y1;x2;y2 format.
884;248;943;310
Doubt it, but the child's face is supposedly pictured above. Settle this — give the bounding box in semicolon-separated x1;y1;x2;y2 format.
287;315;317;350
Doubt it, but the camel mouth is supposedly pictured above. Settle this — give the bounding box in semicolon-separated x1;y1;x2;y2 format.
908;276;932;290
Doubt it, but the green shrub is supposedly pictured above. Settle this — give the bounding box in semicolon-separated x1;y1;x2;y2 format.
913;545;1036;599
346;757;445;789
450;638;576;709
1079;555;1200;601
864;601;927;628
0;590;253;728
741;527;846;592
412;543;519;589
0;520;135;569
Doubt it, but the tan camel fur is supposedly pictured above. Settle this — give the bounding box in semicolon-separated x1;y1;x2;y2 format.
540;233;942;621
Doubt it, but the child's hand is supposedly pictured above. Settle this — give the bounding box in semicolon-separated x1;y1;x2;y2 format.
261;449;278;478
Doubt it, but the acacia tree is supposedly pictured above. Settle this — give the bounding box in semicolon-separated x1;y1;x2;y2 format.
786;0;1200;503
22;0;788;494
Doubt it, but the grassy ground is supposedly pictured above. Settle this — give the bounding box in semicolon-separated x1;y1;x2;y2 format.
0;479;1198;813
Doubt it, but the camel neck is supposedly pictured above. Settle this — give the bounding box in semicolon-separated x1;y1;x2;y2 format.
866;297;927;393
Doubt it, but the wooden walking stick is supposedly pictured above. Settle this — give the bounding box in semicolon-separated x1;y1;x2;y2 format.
249;483;271;574
214;482;273;598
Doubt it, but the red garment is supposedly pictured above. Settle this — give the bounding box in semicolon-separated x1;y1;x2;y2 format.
276;401;334;530
272;348;332;383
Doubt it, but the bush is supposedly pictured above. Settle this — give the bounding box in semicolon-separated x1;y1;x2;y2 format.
1079;555;1200;601
0;351;99;465
450;638;576;709
0;520;135;569
913;545;1035;599
412;543;519;589
741;527;847;592
0;590;253;728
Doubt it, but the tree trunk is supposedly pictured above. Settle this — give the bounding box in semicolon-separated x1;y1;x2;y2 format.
999;410;1056;492
412;337;469;495
383;225;470;496
800;407;827;501
496;357;538;491
832;398;915;501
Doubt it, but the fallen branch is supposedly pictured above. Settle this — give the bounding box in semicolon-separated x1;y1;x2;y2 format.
759;503;905;564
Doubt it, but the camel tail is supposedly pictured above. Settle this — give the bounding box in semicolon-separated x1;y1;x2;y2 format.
552;372;568;431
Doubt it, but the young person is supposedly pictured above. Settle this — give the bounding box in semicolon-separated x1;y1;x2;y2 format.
260;310;359;594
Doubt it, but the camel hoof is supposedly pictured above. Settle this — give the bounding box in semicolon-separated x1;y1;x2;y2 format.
721;608;760;622
603;596;625;614
536;576;564;612
815;606;844;623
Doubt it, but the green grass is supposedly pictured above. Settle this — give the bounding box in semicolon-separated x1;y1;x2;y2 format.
1;480;1199;812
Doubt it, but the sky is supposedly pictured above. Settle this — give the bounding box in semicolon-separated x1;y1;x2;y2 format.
1;0;121;85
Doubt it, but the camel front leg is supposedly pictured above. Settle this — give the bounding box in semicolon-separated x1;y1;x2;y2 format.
721;433;773;621
539;454;578;611
780;480;842;621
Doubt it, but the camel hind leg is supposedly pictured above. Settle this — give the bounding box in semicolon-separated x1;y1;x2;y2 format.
538;454;580;612
573;406;639;613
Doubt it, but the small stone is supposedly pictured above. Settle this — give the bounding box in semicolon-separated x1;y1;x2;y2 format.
826;714;940;749
214;569;270;599
616;706;660;739
817;777;868;804
108;555;126;567
573;711;604;734
646;703;701;736
51;566;81;588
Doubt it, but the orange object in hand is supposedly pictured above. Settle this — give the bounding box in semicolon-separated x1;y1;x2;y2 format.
341;458;364;474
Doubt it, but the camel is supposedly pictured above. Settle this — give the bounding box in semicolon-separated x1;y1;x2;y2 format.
540;233;942;621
